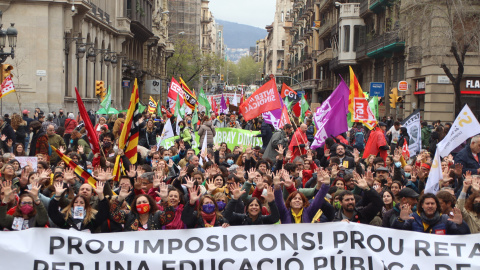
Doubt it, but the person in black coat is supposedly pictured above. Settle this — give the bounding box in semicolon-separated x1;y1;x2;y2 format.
0;116;16;153
396;127;410;150
256;119;274;149
454;135;480;175
224;183;279;226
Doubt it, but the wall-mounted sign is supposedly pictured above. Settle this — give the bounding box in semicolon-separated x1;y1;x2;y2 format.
438;76;450;84
369;82;385;97
398;81;408;91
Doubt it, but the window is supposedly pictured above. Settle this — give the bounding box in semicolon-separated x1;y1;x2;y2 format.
353;25;361;52
343;25;350;52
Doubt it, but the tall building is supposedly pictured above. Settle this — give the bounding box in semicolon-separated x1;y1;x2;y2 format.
0;0;171;113
168;0;201;48
279;0;480;122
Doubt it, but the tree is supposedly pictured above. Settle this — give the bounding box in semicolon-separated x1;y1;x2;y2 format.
167;37;224;88
402;0;480;116
226;56;263;86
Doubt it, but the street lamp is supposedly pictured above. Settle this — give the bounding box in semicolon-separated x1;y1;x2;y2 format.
0;11;18;64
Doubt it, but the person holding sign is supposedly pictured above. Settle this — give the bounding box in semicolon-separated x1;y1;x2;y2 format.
274;168;332;224
0;181;48;230
181;185;229;228
223;183;279;225
48;181;109;232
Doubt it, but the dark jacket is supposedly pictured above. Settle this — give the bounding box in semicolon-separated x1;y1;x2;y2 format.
454;144;480;175
382;204;401;228
224;199;279;225
392;211;470;235
48;198;110;232
181;202;227;228
333;188;383;224
0;122;16;151
306;125;315;143
257;122;274;148
23;115;34;129
139;127;159;148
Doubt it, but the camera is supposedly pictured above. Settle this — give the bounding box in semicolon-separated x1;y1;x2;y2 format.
71;5;76;12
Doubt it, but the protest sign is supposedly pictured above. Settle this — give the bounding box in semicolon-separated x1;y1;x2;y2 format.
401;109;421;157
16;156;38;171
240;80;282;121
1;223;479;269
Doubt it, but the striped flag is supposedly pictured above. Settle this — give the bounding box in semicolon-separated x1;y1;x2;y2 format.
0;75;15;99
51;145;96;189
112;155;122;182
148;96;157;114
75;87;100;155
348;66;377;130
179;77;197;110
119;78;141;164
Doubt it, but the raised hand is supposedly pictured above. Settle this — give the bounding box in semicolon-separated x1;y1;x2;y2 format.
64;167;76;184
118;185;130;201
272;171;282;188
276;145;285;155
188;186;201;204
235;166;245;179
95;181;105;200
185;176;195;189
168;159;174;168
133;177;142;191
58;145;66;154
54;182;67;198
157;182;168;199
324;148;330;157
399;204;414;221
0;134;6;141
1;181;13;203
331;165;339;178
179;167;187;178
26;181;40;200
230;182;246;199
153;174;162;188
261;185;275;202
317;167;330;186
448;208;464;225
285;149;292;161
353;172;369;190
126;165;137;178
206;179;217;193
247;168;257;181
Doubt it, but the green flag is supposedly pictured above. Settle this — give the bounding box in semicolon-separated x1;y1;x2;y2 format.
138;102;146;114
284;98;293;111
100;85;111;111
369;97;379;121
179;103;186;119
174;92;181;117
198;88;211;117
300;95;309;122
192;107;198;131
157;100;163;118
347;111;354;128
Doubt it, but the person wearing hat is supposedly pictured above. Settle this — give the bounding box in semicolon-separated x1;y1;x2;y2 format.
375;166;390;183
382;187;419;228
362;122;389;163
393;193;470;235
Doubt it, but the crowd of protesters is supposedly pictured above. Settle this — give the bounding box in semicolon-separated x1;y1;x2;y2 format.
0;106;478;236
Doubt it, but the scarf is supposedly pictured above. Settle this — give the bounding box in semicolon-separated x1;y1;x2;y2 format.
163;204;186;230
201;212;217;227
420;211;441;225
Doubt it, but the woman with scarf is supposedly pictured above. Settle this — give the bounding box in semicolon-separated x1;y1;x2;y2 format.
181;186;229;228
158;187;187;230
28;121;49;161
139;119;158;149
110;182;174;231
0;181;47;230
48;182;109;232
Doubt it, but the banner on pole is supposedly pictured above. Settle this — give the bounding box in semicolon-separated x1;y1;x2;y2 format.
1;223;479;269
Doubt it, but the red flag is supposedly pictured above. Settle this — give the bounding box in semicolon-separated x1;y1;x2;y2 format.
402;140;410;160
119;79;141;164
211;97;218;114
75;87;100;155
226;96;230;107
281;83;297;99
292;102;301;117
240;89;245;106
161;106;172;118
168;77;184;112
239;80;282;121
280;105;291;128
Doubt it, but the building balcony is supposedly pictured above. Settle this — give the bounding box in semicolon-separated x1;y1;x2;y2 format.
317;19;333;38
318;78;333;91
303;79;318;89
366;31;405;58
315;48;333;65
356;43;367;60
201;17;212;23
340;3;360;18
126;0;153;41
317;0;332;13
359;0;373;17
408;46;422;66
283;20;293;30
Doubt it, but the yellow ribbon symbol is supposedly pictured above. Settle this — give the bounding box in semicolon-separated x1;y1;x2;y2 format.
432;158;439;169
459;112;472;127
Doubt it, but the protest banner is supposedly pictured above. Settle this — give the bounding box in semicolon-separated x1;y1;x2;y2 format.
1;223;479;269
240;80;282;121
207;93;237;105
157;128;262;151
401;109;421;157
16;156;38;171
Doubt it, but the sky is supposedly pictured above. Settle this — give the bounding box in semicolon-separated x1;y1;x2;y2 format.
209;0;276;29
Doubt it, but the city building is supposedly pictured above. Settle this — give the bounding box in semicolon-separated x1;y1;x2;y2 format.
0;0;171;114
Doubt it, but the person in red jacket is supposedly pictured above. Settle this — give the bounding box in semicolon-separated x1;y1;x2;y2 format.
288;124;308;162
362;122;389;162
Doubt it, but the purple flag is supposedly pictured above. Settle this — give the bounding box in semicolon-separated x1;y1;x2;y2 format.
262;97;284;130
220;94;229;114
311;96;348;150
314;79;349;129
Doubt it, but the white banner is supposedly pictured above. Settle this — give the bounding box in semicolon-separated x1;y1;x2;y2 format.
402;109;422;157
0;223;479;269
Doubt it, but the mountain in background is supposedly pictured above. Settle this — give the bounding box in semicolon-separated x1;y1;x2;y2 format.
216;19;267;62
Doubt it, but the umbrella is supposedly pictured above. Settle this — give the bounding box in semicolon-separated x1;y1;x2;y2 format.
96;107;119;115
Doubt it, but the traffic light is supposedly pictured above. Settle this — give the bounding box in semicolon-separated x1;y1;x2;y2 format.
100;85;107;100
389;87;398;109
261;73;264;80
221;74;224;81
1;64;13;82
95;80;104;97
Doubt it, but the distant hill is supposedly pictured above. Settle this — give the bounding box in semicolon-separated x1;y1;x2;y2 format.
216;19;267;49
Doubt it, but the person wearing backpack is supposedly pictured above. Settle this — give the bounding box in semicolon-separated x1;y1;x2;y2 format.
349;123;365;152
